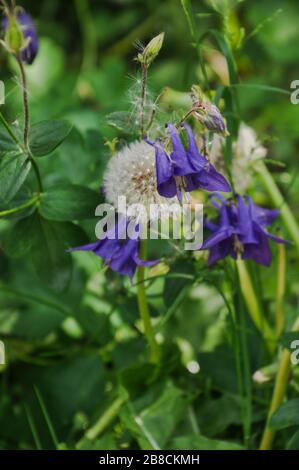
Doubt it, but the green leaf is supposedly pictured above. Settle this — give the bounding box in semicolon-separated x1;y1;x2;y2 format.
269;399;299;430
163;258;195;308
0;152;31;202
26;213;87;291
21;355;107;428
287;429;299;450
0;129;18;153
170;435;244;450
39;184;101;221
106;111;139;134
29;120;73;157
1;215;35;258
181;0;196;40
121;382;191;450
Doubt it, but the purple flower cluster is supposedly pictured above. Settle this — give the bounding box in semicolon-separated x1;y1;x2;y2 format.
202;194;287;266
147;124;231;198
70;216;158;279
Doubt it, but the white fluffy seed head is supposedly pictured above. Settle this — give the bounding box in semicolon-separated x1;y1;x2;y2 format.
209;123;267;193
103;140;179;221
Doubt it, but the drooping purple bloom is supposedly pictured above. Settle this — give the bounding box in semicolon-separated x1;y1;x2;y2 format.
69;215;159;279
3;11;39;64
147;124;231;198
201;194;287;266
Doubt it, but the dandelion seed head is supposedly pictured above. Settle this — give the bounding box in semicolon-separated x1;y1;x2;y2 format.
103;140;179;221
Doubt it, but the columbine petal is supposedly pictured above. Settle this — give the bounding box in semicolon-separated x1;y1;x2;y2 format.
147;140;177;198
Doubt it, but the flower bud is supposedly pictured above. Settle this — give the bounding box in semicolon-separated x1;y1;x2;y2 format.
2;9;39;64
138;32;164;67
3;13;23;52
194;101;228;136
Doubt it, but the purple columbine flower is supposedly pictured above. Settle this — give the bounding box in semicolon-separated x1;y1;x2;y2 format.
201;194;287;266
147;124;231;199
3;11;39;64
69;215;159;279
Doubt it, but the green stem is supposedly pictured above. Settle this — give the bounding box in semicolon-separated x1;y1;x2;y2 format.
0;194;39;218
140;64;148;139
275;243;286;337
17;55;30;150
137;240;160;363
76;395;126;448
236;259;275;353
74;0;97;72
259;315;299;450
259;348;290;450
255;162;299;253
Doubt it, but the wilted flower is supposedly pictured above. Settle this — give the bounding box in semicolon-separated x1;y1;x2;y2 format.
103;140;179;221
194;101;228;135
2;9;39;64
70;215;159;279
147;123;231;199
210;123;267;193
201;194;287;266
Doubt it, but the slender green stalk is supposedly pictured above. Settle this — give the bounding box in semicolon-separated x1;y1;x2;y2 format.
137;240;160;363
140;64;148;139
236;259;275;353
34;386;59;449
0;194;39;218
17;55;30;151
255;162;299;253
275;243;286;337
259;311;299;450
76;395;126;448
24;404;43;450
259;348;291;450
74;0;97;72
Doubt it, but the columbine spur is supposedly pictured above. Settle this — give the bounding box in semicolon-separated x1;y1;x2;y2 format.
147;123;231;199
2;8;39;64
201;194;287;266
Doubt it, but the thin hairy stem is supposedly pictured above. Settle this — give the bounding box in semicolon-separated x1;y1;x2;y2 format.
17;55;30;150
140;64;148;139
137;240;160;363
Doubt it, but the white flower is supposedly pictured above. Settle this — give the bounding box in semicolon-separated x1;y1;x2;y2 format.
209;123;267;193
103;140;179;221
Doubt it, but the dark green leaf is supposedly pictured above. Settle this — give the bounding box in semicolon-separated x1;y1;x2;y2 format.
163;258;195;308
39;184;101;221
27;213;87;291
29;120;73;157
121;383;191;449
0;129;18;152
170;435;244;450
287;429;299;450
269;399;299;430
0;152;31;202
